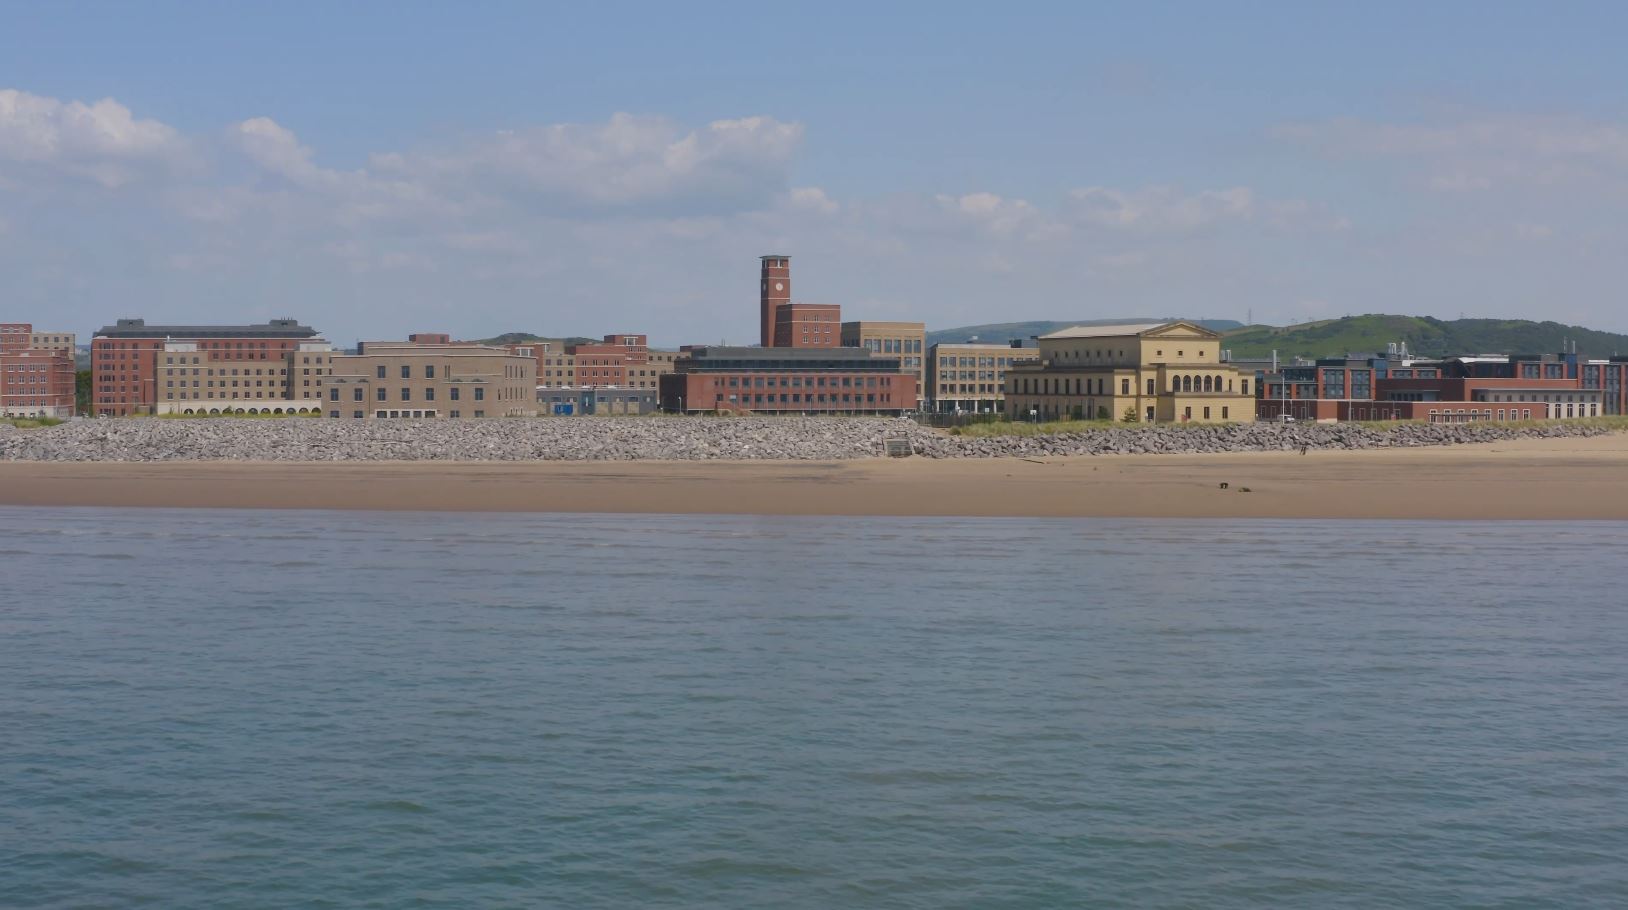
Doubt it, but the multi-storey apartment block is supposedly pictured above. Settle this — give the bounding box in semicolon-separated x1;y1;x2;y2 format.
323;341;538;418
92;318;323;416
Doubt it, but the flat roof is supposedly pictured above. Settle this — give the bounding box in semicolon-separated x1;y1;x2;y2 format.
95;318;319;339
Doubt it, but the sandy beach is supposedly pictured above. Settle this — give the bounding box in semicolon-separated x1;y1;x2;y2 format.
2;432;1627;519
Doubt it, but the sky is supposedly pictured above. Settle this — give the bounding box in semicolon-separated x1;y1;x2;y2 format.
4;1;1628;345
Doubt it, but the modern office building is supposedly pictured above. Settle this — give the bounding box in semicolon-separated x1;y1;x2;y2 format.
91;318;323;416
1;323;76;417
1255;348;1607;422
842;321;926;404
928;342;1038;414
323;341;538;418
1004;321;1255;423
659;346;916;415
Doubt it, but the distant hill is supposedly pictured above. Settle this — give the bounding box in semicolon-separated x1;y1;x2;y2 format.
926;318;1244;348
1219;315;1628;360
474;332;596;346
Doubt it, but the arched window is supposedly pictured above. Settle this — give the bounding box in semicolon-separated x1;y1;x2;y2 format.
1182;375;1192;392
1203;376;1213;392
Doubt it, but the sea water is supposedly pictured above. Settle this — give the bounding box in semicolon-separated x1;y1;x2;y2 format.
1;507;1625;908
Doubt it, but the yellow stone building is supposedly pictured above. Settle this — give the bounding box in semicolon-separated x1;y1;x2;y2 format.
1003;321;1255;423
841;320;926;406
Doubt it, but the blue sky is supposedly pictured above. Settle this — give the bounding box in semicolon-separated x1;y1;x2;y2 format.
5;1;1628;344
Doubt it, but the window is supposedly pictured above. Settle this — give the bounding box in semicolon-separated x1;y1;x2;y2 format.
450;387;460;401
354;387;363;401
401;365;411;379
425;387;435;401
400;387;411;401
426;365;436;379
376;388;387;401
329;388;339;401
1121;378;1130;395
376;365;386;379
474;387;484;401
1222;407;1229;419
354;411;364;419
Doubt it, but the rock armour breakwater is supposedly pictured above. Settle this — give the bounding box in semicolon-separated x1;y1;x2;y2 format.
0;417;1617;462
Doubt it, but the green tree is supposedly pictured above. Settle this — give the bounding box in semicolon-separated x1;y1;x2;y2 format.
75;369;92;415
1121;406;1138;423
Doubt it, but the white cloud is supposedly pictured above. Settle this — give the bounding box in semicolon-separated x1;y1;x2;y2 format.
786;186;839;215
1278;114;1628;192
372;112;803;214
0;88;186;186
231;116;335;188
1066;185;1255;230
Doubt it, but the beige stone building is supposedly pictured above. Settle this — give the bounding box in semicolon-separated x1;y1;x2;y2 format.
156;340;333;414
28;331;77;353
1003;322;1255;423
841;321;926;405
928;342;1039;414
323;342;537;418
637;350;678;391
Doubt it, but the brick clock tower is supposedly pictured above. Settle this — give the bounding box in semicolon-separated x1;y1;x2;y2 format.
760;255;790;347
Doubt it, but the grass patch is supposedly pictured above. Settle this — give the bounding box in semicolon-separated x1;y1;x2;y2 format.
951;414;1628;437
2;416;65;429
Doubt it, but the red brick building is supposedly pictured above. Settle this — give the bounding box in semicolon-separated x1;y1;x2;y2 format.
773;303;841;348
91;318;322;416
759;255;789;347
1257;375;1600;422
568;334;650;386
1;322;77;418
1;323;76;418
758;255;840;348
660;346;916;414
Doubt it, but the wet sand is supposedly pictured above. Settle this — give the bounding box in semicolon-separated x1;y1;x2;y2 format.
3;433;1627;519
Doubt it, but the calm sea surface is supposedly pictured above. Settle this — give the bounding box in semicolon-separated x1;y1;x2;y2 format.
2;507;1626;909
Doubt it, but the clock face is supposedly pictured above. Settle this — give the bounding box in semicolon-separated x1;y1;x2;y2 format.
775;282;784;292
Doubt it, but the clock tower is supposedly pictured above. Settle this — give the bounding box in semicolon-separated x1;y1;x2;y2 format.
760;255;790;347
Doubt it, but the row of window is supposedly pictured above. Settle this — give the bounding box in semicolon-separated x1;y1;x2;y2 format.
713;375;895;388
715;393;893;405
332;386;488;402
1013;374;1249;397
861;338;924;354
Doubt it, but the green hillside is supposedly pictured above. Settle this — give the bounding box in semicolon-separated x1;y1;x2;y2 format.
1219;315;1628;360
927;318;1243;348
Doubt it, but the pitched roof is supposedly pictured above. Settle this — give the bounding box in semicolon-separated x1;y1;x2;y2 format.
1038;322;1167;339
